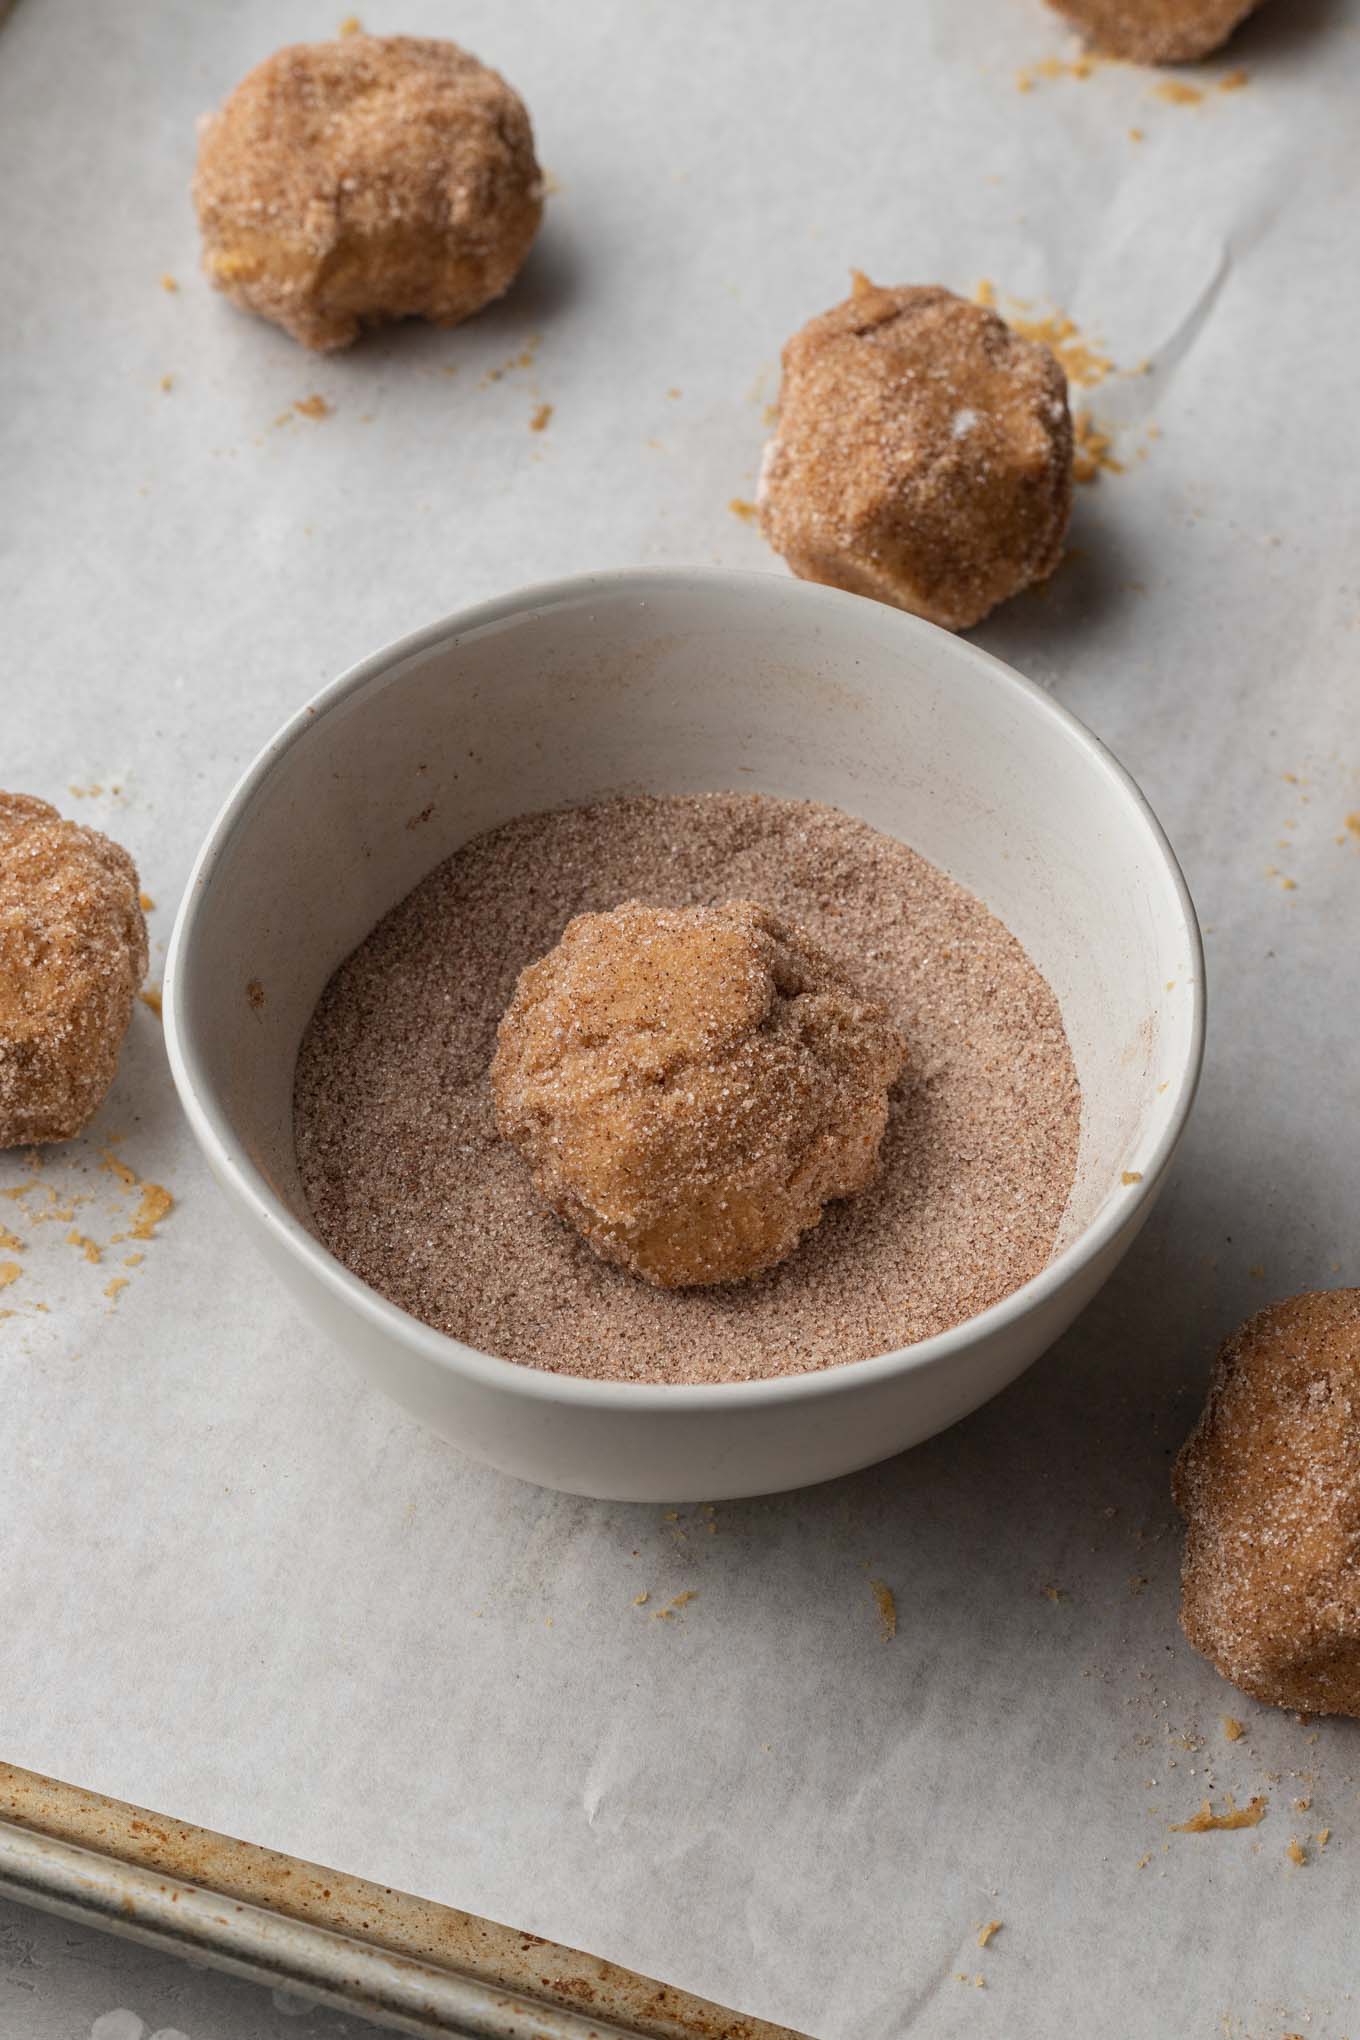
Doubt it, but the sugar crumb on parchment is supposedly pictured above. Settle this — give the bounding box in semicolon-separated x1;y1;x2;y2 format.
1170;1794;1267;1832
870;1580;897;1641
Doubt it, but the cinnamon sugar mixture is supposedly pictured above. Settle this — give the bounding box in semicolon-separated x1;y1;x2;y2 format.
293;794;1081;1384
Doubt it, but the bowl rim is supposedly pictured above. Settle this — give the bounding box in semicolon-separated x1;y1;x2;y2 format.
164;565;1206;1412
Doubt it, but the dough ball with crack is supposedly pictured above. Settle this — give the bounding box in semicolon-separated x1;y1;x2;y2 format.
1045;0;1267;62
1174;1289;1360;1718
492;899;906;1288
194;34;543;352
758;277;1072;632
0;793;148;1146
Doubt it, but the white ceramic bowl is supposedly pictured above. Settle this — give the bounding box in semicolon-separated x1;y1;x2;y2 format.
165;569;1203;1502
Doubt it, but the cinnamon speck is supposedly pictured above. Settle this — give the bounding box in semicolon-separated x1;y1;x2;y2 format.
1153;81;1204;106
294;394;332;420
140;985;163;1017
977;1920;1002;1949
159;374;174;394
161;275;179;294
1222;1717;1245;1742
633;1591;650;1607
66;1230;101;1265
104;1275;130;1304
654;1590;698;1621
870;1579;897;1641
728;498;758;523
1219;68;1248;91
529;402;553;433
1286;1838;1307;1866
0;1262;20;1290
139;893;155;912
339;13;363;32
246;979;265;1010
1122;1171;1143;1185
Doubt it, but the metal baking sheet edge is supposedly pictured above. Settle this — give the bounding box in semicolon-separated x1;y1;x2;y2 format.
0;1765;810;2040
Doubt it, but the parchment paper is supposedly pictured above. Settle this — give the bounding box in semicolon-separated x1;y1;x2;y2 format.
3;1;1359;2034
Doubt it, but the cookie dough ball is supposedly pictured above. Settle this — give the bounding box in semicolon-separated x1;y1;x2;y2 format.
1174;1290;1360;1718
0;794;148;1146
194;35;543;352
1045;0;1266;61
758;277;1072;632
492;899;906;1288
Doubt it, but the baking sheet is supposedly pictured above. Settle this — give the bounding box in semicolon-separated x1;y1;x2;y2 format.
3;0;1359;2035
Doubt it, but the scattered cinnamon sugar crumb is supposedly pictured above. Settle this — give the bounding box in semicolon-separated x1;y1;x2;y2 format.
139;892;155;912
1170;1794;1267;1832
123;1252;144;1268
140;986;163;1017
870;1580;897;1641
1345;813;1360;839
102;1148;137;1188
1222;1717;1245;1741
1154;81;1204;106
1294;1796;1312;1813
159;374;174;394
1316;1828;1331;1847
977;1920;1002;1949
1016;53;1099;90
126;1183;173;1241
161;275;179;293
1286;1838;1307;1866
1122;1171;1143;1185
529;402;553;432
338;13;362;32
1042;1584;1067;1603
1219;68;1248;90
246;979;265;1010
67;1230;101;1266
294;394;332;420
633;1591;650;1607
728;497;758;523
1128;127;1145;142
0;1262;20;1290
654;1590;698;1621
1073;411;1124;484
104;1275;130;1304
976;286;1113;389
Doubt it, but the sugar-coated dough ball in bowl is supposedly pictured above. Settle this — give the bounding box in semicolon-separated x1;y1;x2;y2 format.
758;276;1072;632
194;35;543;352
492;899;906;1289
0;793;148;1146
1046;0;1267;61
1174;1289;1360;1718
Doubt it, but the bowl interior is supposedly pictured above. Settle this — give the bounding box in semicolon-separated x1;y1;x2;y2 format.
172;571;1200;1326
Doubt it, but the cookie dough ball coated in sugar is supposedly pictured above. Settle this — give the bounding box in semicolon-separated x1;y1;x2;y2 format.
0;793;148;1146
758;277;1072;632
1175;1289;1360;1718
194;35;543;351
492;899;906;1288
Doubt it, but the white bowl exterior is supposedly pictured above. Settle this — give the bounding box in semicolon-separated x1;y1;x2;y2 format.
166;570;1202;1501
